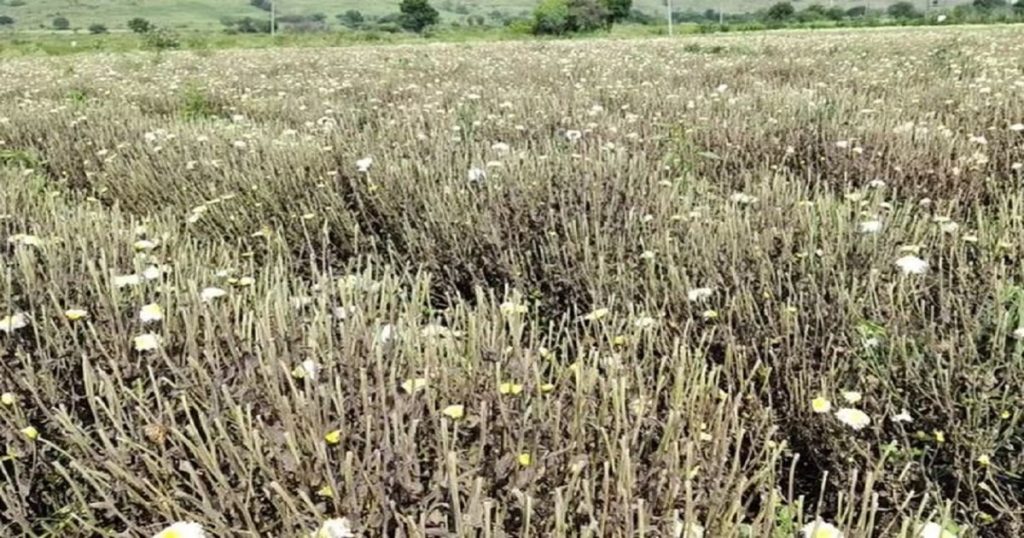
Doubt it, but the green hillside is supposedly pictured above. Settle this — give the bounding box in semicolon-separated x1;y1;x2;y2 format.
0;0;962;30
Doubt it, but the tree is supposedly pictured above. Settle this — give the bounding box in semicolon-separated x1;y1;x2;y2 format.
532;0;608;34
766;2;795;20
601;0;632;23
88;23;108;34
972;0;1007;9
845;5;867;16
399;0;440;32
886;1;920;18
567;0;609;30
127;17;152;33
52;16;70;30
0;15;14;26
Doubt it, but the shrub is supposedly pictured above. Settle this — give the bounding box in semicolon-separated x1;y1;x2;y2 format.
337;9;365;27
52;16;70;30
601;0;632;23
846;5;868;16
532;0;571;34
399;0;440;32
567;0;610;30
127;17;152;33
250;0;273;12
144;27;180;49
0;15;14;26
87;23;108;34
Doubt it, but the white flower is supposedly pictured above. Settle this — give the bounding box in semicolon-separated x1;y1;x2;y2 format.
142;266;163;281
835;408;871;430
937;221;959;234
200;287;228;302
729;192;757;205
113;274;143;288
859;220;883;234
153;521;206;538
672;517;705;538
867;179;887;189
687;287;714;302
1009;123;1024;132
491;142;510;154
918;521;957;538
582;308;610;321
376;323;395;344
293;359;321;381
895;255;929;275
467;167;486;182
936;14;947;22
1012;327;1024;340
133;239;158;251
639;250;656;260
134;333;162;352
356;157;373;172
801;519;843;538
7;234;44;247
891;409;913;423
841;391;862;404
315;517;355;538
564;129;582;142
715;83;728;93
0;313;30;333
139;303;164;323
634;316;657;329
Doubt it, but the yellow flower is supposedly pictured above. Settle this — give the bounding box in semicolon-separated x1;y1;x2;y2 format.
976;454;991;466
1000;410;1011;419
314;518;354;538
540;383;556;393
324;430;342;445
139;303;164;324
517;452;532;467
1;392;15;406
612;335;627;346
236;277;256;287
316;485;334;498
442;404;465;420
0;313;30;333
498;382;523;396
933;430;945;443
582;307;610;321
133;333;162;352
499;302;528;316
20;426;38;441
701;310;719;320
133;239;158;251
401;378;429;394
811;397;832;414
64;309;89;321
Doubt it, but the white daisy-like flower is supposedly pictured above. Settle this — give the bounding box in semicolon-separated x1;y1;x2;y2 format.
139;303;164;323
142;266;163;281
200;287;228;302
634;316;657;329
841;391;862;404
858;220;883;234
133;239;158;251
564;129;583;142
134;333;162;352
314;517;355;538
376;323;395;344
811;397;832;414
867;179;887;189
1012;327;1024;340
1009;123;1024;132
356;157;373;172
292;359;321;381
891;409;913;423
835;408;871;430
491;142;510;154
0;313;30;333
687;287;714;302
895;255;929;275
918;521;957;538
639;250;656;260
582;307;610;321
113;274;143;288
801;519;843;538
153;521;206;538
729;192;757;205
467;167;486;182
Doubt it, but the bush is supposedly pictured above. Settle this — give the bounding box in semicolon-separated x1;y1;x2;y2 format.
846;5;868;17
399;0;440;32
144;27;180;49
887;1;921;18
52;16;70;30
766;2;796;20
602;0;632;23
87;23;108;34
127;17;152;33
533;0;571;34
0;15;14;26
250;0;273;12
337;9;365;27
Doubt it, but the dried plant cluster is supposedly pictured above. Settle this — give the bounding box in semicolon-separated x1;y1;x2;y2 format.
2;26;1024;537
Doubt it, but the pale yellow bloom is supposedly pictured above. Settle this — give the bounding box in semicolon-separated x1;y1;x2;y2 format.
1;392;15;406
133;333;162;352
401;378;429;394
841;391;862;404
20;426;38;441
517;452;532;467
324;430;342;445
0;313;29;333
139;303;164;323
314;517;354;538
801;519;842;538
835;408;871;430
582;307;610;321
152;521;206;538
442;404;465;420
64;309;89;321
498;382;523;396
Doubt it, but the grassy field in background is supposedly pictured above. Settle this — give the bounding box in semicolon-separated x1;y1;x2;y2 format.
2;24;1024;537
0;0;971;30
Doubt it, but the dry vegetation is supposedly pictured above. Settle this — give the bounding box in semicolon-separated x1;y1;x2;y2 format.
2;26;1024;537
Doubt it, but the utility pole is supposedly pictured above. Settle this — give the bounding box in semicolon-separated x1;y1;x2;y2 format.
270;0;276;36
666;0;673;35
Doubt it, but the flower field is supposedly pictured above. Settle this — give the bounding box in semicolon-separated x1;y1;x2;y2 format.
2;26;1024;537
